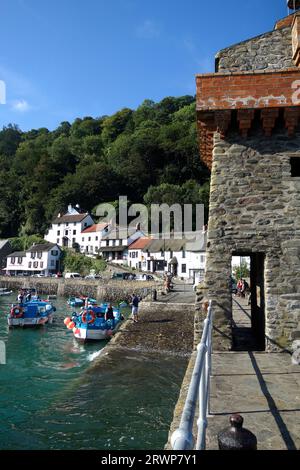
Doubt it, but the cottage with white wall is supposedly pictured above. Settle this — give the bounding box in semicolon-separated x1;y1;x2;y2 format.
128;234;206;281
45;205;94;249
6;243;61;276
99;229;145;264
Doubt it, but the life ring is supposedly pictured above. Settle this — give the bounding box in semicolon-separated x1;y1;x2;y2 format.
81;310;96;324
10;306;23;318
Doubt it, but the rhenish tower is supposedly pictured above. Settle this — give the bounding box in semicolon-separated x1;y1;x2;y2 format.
196;2;300;352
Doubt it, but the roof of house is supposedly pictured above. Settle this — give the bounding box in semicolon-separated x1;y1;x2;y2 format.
128;238;152;250
27;243;60;253
99;246;127;253
0;239;10;250
141;236;207;253
52;213;90;224
81;223;109;234
8;251;26;257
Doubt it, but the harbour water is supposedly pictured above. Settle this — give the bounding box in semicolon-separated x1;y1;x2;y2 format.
0;294;188;450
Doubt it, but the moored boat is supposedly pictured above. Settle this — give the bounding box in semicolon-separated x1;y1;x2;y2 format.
0;288;13;296
7;300;55;327
64;304;123;341
67;297;84;307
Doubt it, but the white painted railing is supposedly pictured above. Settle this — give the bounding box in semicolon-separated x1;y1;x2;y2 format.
171;300;213;450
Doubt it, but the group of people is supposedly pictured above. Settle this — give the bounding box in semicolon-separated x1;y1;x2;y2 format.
236;278;250;298
17;289;39;304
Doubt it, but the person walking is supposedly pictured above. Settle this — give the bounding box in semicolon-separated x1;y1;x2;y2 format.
131;293;140;323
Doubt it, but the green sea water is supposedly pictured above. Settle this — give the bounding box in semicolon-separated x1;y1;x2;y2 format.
0;294;188;450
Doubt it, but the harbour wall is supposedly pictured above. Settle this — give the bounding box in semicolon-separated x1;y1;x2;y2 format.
0;276;162;303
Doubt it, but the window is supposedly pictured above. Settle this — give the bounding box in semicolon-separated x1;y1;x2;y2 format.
95;236;98;241
84;223;87;227
51;250;58;256
51;260;55;266
57;239;60;244
182;250;186;259
28;262;32;268
73;230;76;235
33;261;38;268
136;251;138;257
88;237;91;242
291;157;300;177
66;223;69;227
161;251;164;257
181;264;187;274
57;230;60;236
201;255;205;263
58;223;60;227
72;238;76;244
18;257;23;264
11;257;15;264
40;262;44;269
106;240;109;246
38;252;42;259
65;230;68;236
31;252;36;259
74;223;76;226
82;237;84;242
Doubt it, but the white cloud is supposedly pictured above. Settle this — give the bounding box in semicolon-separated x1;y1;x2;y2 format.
136;20;160;39
11;99;31;112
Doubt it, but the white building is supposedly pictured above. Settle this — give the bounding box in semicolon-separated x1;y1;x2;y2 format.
80;223;111;255
99;230;145;264
45;205;94;249
6;243;62;276
128;235;207;281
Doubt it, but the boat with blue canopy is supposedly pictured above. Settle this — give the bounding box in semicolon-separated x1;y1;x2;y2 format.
8;299;56;327
64;303;124;341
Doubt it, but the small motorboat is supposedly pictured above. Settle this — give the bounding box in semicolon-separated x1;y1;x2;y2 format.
0;288;13;296
67;297;84;307
7;300;55;327
64;305;123;341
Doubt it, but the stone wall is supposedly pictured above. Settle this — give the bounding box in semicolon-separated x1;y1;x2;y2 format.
199;130;300;351
216;27;295;73
0;276;161;303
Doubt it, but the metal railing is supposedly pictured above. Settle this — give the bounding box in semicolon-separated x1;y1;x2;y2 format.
171;300;213;450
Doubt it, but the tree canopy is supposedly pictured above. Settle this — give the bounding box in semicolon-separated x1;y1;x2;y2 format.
0;95;210;238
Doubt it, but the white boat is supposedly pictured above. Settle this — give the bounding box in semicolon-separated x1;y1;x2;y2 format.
0;288;13;296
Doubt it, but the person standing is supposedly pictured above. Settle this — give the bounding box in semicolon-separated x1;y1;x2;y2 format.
105;303;115;328
131;293;140;323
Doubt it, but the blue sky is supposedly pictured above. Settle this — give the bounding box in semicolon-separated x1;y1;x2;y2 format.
0;0;288;131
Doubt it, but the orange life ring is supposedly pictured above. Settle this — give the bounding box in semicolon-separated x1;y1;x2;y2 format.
10;306;23;318
81;310;95;324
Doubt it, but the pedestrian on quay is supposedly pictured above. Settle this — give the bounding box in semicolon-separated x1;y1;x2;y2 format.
131;293;140;323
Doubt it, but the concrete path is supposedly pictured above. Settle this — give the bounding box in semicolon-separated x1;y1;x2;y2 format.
206;352;300;450
232;296;259;351
158;282;195;304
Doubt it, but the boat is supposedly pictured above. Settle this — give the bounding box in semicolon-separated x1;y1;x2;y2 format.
0;288;13;296
67;296;98;307
64;304;123;341
7;299;56;327
67;297;84;307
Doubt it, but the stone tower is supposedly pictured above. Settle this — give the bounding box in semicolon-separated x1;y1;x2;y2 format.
196;8;300;352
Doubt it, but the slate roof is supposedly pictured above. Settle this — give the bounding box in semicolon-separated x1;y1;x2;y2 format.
52;213;90;224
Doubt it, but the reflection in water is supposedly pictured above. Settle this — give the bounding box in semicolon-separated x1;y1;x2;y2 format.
0;294;188;450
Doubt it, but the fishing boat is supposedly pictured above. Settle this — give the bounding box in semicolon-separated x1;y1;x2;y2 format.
7;299;56;327
0;288;13;296
67;296;97;307
64;304;123;341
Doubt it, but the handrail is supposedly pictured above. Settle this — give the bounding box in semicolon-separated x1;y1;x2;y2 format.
171;300;213;450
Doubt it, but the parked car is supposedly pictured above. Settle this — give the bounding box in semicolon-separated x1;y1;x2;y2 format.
85;274;102;280
111;272;136;281
64;272;82;279
135;274;154;281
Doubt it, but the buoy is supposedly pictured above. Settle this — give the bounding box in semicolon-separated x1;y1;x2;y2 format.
68;321;75;329
64;317;71;326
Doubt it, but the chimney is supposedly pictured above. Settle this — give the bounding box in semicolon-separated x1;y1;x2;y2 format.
275;2;300;30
